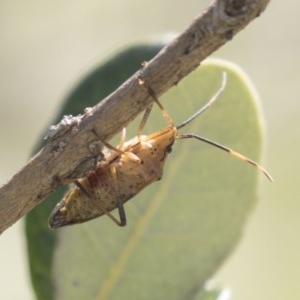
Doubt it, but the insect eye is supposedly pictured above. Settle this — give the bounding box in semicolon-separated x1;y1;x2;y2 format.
166;144;173;153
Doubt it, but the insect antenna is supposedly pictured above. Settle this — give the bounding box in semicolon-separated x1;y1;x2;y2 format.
176;72;227;130
174;72;273;181
177;134;273;182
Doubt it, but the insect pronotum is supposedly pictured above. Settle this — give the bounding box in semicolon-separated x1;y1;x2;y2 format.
49;73;273;229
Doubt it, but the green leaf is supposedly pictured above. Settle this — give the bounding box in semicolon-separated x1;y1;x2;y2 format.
191;285;231;300
24;41;167;300
26;41;267;299
51;59;266;300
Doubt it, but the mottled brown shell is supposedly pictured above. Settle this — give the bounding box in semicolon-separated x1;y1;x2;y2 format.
49;127;177;228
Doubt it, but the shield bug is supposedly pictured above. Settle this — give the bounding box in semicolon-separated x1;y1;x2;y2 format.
49;73;273;229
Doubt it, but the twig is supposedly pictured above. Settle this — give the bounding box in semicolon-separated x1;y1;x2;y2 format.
0;0;270;234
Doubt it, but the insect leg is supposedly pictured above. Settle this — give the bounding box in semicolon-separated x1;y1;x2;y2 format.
92;128;124;155
117;128;127;150
116;199;126;226
138;77;175;127
105;151;144;226
137;104;153;140
74;180;126;226
110;166;127;226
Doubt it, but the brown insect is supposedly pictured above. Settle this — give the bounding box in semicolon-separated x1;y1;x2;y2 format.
49;73;273;229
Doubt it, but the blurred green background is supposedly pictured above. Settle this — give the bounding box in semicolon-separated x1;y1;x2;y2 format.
0;1;298;299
